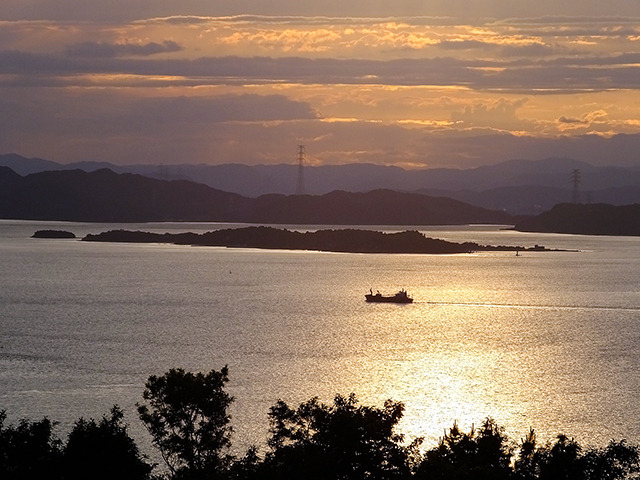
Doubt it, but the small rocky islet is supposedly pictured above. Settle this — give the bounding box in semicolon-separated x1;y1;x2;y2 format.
32;229;76;239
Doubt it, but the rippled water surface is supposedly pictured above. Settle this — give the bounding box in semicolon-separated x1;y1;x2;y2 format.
1;220;640;454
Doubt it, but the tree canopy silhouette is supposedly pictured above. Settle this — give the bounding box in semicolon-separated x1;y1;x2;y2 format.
415;418;514;480
64;405;154;480
515;431;640;480
0;410;62;480
136;367;234;480
2;366;640;480
259;393;420;480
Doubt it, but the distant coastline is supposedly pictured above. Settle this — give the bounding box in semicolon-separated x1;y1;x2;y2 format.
514;203;640;236
82;226;565;254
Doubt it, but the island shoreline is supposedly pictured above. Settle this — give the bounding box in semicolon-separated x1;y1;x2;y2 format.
81;226;571;254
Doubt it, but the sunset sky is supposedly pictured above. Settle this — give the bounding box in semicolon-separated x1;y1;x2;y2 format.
2;1;640;168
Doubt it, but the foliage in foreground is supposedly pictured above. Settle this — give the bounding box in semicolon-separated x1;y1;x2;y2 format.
136;367;234;480
0;407;154;480
2;367;639;480
258;393;421;480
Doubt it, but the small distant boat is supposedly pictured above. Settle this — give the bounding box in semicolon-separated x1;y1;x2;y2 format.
365;289;413;303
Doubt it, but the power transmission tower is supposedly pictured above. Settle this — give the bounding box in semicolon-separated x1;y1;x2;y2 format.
570;169;581;204
296;145;306;195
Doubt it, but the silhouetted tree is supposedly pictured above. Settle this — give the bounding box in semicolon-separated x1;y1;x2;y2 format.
63;405;154;480
0;410;63;480
227;446;261;480
136;367;234;480
415;418;514;480
3;375;640;480
525;433;640;480
581;439;640;480
513;428;538;480
535;433;583;479
260;393;420;480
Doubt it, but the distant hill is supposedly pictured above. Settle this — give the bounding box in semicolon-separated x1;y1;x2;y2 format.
4;153;640;214
514;203;640;236
0;167;516;225
416;185;570;215
0;167;246;222
0;153;62;175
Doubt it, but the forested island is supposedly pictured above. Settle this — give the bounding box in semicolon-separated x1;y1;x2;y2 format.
82;226;560;254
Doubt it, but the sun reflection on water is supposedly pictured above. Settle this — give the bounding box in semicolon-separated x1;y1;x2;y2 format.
3;224;640;455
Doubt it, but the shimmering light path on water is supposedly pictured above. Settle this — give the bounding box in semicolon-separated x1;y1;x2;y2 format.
1;220;640;455
427;301;640;313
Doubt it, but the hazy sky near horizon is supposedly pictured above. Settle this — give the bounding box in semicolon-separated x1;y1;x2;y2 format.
2;1;640;168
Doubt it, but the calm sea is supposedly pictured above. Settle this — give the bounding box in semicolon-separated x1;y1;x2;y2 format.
1;220;640;456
